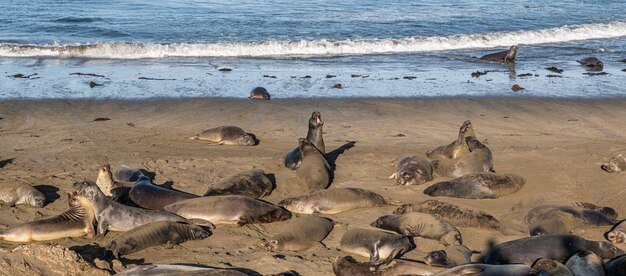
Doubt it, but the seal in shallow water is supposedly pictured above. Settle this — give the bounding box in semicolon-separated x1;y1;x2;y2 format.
578;56;604;69
602;153;626;173
371;213;462;246
338;228;414;261
190;126;255;146
296;138;330;191
249;86;270;100
427;120;476;160
0;183;45;208
278;188;398;214
263;216;333;252
389;155;434;186
480;45;518;63
284;111;325;170
203;169;274;198
394;200;502;230
129;178;198;210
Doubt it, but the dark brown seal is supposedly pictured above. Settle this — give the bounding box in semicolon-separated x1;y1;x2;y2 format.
296;138;330;191
578;56;604;69
284;111;325;170
129;179;198;210
249;86;270;100
480;45;518;63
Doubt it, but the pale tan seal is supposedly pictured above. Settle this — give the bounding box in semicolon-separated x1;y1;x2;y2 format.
531;258;573;276
424;173;525;199
424;245;477;268
394;200;503;231
95;164;135;200
190;126;255;146
602;153;626;173
263;216;333;252
0;183;45;208
278;188;398;214
338;228;414;261
117;265;248;276
203;169;274;198
371;213;462;246
526;204;615;236
249;86;270;100
433;137;494;178
565;251;605;276
426;120;476;160
434;264;531;276
389;155;434;186
480;45;518;63
296;137;330;191
605;219;626;244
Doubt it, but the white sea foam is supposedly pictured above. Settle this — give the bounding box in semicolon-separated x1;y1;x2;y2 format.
1;21;625;59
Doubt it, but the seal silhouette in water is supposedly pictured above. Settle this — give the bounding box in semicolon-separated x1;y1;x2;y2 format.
480;45;518;63
249;86;270;100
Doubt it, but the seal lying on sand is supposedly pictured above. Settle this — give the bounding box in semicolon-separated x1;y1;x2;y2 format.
424;245;477;268
116;264;248;276
389;155;434;186
190;126;255;146
578;57;604;69
565;251;605;276
371;213;462;246
527;202;618;223
113;164;145;182
284;111;325;170
0;192;94;242
129;179;197;210
0;183;45;208
278;188;398;214
604;219;626;244
433;137;494;178
204;169;273;198
249;86;270;100
526;204;615;236
424;173;525;199
483;234;624;265
394;200;502;230
531;258;573;276
163;195;291;225
339;228;414;261
72;181;188;235
106;221;210;258
480;45;518;63
296;138;330;191
333;252;444;276
427;120;476;160
263;216;333;252
434;263;531;276
602;153;626;173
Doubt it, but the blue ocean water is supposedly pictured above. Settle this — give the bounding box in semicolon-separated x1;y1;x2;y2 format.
0;0;625;98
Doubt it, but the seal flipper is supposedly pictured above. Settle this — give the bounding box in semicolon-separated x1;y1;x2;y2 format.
97;220;109;236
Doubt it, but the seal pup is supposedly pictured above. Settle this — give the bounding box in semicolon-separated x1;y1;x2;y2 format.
190;126;255;146
263;216;333;252
72;180;188;235
426;120;476;160
394;200;502;230
424;245;477;267
433;137;494;178
203;169;274;198
163;195;291;225
531;258;573;276
333;252;445;276
0;192;95;242
526;205;615;236
565;251;605;276
0;183;45;208
278;188;398;214
604;254;626;276
249;86;270;100
371;213;462;246
116;265;247;276
602;153;626;173
578;57;604;69
389;155;434;186
483;234;624;265
129;178;198;210
480;45;518;63
424;173;525;199
434;264;531;276
296;138;330;191
105;221;210;258
284;111;325;170
338;228;414;261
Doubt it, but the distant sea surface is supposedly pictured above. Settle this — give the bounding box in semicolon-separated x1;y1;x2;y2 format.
1;0;625;98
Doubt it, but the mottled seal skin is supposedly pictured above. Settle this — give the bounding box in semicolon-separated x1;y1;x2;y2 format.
602;154;626;173
95;164;135;201
394;200;502;231
483;234;624;265
435;263;530;276
604;254;626;276
190;126;255;146
117;264;246;276
527;203;618;224
532;258;573;276
333;255;445;276
371;213;462;246
0;192;95;242
284;111;325;170
106;221;210;258
338;228;415;261
72;180;187;235
163;195;291;225
203;169;273;198
424;173;525;199
480;45;518;63
565;251;605;276
0;183;45;208
129;179;198;210
389;155;434;186
526;205;615;236
424;245;476;268
433;138;494;178
278;188;396;214
578;56;604;69
427;120;476;160
249;86;270;100
296;138;330;191
263;216;333;252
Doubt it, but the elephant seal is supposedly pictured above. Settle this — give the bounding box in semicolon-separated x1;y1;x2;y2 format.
113;164;145;182
72;180;188;235
116;264;247;276
424;173;525;199
602;153;626;173
433;137;494;178
333;253;444;276
129;178;198;210
526;205;615;236
203;169;273;198
483;234;624;265
190;126;255;146
565;251;605;276
480;45;518;63
338;228;414;261
0;183;45;208
0;192;95;242
278;188;398;214
105;221;210;258
532;258;573;276
263;216;333;252
527;203;618;224
95;164;135;201
371;213;462;246
249;86;270;100
427;120;476;160
578;57;604;69
394;200;502;230
434;263;531;276
284;111;325;170
389;155;434;186
605;219;626;244
424;245;477;267
296;138;330;191
163;195;291;225
604;254;626;276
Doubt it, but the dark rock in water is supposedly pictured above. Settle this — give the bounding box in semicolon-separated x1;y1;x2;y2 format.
545;67;563;74
217;67;233;72
325;75;336;78
93;117;110;122
517;73;533;77
351;74;361;78
138;77;176;81
546;74;562;78
263;75;277;78
403;76;417;80
583;72;609;76
622;69;626;72
8;73;38;79
332;83;343;89
619;59;626;63
70;72;106;78
301;75;311;79
511;84;524;91
471;70;495;78
578;57;603;68
89;81;103;88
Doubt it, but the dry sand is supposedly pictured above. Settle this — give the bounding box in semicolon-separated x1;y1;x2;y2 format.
1;97;625;275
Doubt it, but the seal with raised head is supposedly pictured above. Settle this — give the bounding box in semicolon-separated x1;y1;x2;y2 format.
263;216;333;252
190;126;255;146
95;164;135;201
338;228;414;261
203;169;273;198
278;188;398;214
296;138;330;191
333;252;445;276
284;111;325;170
72;180;188;235
0;192;95;242
526;205;615;236
129;178;197;210
434;264;531;276
249;86;270;100
480;45;518;63
163;195;291;225
389;155;434;186
113;164;146;182
578;57;604;69
424;245;477;268
394;200;502;230
602;153;626;173
424;173;525;199
531;258;573;276
106;221;210;258
0;183;45;208
371;213;462;246
427;120;476;160
433;137;494;178
565;251;605;276
483;234;624;265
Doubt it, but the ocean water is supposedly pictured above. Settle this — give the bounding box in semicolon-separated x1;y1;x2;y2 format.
0;0;625;98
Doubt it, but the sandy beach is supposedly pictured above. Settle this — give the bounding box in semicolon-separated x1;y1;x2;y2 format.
1;97;626;275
